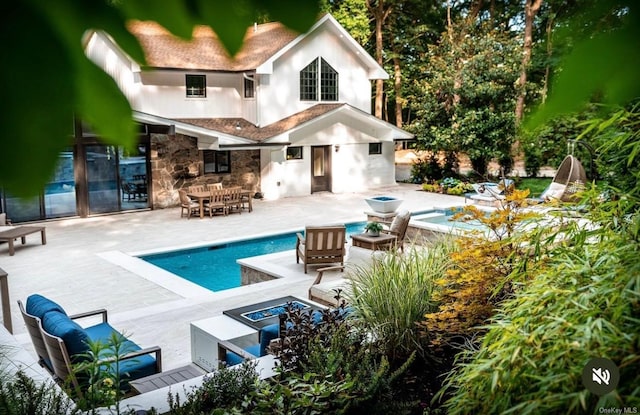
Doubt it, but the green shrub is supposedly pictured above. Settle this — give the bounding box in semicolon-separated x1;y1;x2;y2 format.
439;218;640;414
347;242;456;360
0;370;80;415
422;183;441;193
440;107;640;413
72;332;139;413
269;304;415;415
168;361;259;414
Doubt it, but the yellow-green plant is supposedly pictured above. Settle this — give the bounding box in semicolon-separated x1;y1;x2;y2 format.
421;190;551;347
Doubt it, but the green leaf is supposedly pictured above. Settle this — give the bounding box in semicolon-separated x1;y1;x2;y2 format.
0;3;74;196
75;60;137;149
525;6;640;129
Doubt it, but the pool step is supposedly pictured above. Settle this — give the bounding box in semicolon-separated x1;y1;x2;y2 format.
418;212;447;220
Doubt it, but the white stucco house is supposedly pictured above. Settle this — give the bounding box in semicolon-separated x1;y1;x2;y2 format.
85;13;412;203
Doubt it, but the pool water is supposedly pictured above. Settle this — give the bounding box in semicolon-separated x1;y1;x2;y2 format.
412;207;489;231
141;222;366;292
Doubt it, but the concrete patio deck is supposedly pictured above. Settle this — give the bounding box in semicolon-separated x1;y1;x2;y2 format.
2;183;464;370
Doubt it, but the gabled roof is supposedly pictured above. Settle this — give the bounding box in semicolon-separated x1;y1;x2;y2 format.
175;104;344;141
126;14;387;78
127;20;298;71
134;103;413;150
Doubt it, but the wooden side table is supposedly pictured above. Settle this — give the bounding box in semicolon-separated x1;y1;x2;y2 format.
130;364;205;394
351;233;396;250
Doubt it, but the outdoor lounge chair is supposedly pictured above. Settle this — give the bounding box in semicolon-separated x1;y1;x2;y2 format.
0;213;10;226
20;294;162;397
308;245;382;306
296;225;346;273
380;209;411;252
467;179;515;204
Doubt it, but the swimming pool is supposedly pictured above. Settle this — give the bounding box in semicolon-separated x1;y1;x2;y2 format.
140;222;367;292
410;206;492;233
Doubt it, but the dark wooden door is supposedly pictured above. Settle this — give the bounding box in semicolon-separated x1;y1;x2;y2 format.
311;145;332;193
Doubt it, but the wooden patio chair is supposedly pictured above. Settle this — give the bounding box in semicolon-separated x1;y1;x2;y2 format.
205;188;227;217
224;186;243;214
188;185;206;193
296;225;346;273
380;209;411;252
17;299;55;373
206;183;223;191
179;189;200;218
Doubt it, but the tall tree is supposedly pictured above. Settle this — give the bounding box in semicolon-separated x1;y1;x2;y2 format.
366;0;394;119
320;0;371;45
385;0;445;127
514;0;543;124
409;22;521;175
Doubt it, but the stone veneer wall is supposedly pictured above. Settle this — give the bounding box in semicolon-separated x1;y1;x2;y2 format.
150;133;261;209
240;265;278;285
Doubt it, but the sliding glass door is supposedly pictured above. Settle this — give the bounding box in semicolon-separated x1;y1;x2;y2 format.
2;149;77;222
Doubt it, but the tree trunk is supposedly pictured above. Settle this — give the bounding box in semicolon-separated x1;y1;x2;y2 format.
393;52;403;127
367;0;393;119
515;0;543;124
541;11;555;104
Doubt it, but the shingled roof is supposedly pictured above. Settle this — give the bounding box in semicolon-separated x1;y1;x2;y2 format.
175;103;344;141
127;20;299;71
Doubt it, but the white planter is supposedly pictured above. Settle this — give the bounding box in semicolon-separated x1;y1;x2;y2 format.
365;196;403;213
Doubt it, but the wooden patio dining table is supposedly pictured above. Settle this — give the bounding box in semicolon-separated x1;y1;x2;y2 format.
187;189;253;219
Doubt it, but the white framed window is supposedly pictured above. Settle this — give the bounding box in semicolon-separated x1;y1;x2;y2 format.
369;143;382;155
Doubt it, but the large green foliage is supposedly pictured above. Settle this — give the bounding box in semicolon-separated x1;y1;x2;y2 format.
409;22;521;176
439;107;640;414
526;0;640;128
1;0;320;196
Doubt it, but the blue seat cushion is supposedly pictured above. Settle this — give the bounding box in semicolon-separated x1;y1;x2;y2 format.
85;322;158;382
42;313;157;384
42;311;89;357
26;294;66;319
226;323;280;366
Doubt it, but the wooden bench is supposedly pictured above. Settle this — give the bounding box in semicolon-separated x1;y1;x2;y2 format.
0;226;47;256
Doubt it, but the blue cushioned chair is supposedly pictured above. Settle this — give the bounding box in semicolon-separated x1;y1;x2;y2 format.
18;295;68;372
218;323;280;367
20;294;161;398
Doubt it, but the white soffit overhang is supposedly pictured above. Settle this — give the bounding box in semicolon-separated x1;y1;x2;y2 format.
132;111;255;150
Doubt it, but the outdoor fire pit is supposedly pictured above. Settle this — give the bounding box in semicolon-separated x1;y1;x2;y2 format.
365;196;403;213
223;296;324;330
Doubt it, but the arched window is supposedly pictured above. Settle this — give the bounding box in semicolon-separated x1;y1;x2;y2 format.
299;58;338;102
